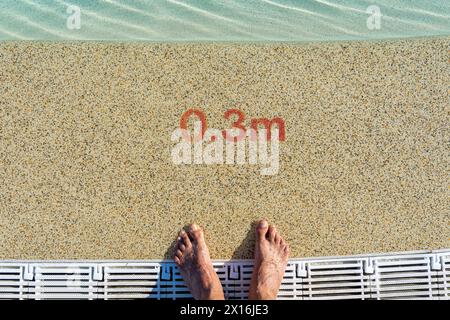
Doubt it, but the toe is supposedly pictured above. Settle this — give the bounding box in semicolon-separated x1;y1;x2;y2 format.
188;223;204;242
275;234;281;245
268;225;276;242
255;219;269;240
178;242;186;251
284;245;290;258
179;230;192;247
174;248;183;265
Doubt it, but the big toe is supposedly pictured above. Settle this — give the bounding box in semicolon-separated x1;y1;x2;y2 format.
188;223;205;242
255;219;269;240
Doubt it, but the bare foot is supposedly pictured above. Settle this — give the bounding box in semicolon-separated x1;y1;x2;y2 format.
249;220;290;300
174;223;224;300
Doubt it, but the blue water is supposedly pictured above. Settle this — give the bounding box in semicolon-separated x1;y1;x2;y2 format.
0;0;449;41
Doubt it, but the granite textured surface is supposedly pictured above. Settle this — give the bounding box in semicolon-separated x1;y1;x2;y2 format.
0;38;448;260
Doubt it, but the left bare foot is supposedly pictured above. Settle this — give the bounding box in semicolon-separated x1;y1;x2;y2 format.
174;223;224;300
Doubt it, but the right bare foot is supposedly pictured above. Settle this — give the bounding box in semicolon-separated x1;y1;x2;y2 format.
249;220;290;300
174;223;225;300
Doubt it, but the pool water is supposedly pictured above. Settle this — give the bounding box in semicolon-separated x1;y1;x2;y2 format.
0;0;449;41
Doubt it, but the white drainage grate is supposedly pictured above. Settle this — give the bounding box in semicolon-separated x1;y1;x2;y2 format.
0;250;448;300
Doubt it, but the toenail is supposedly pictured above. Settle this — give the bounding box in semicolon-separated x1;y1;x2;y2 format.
190;224;200;231
258;220;268;228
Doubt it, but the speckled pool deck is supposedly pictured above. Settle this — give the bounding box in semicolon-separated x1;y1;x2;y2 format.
0;37;448;260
